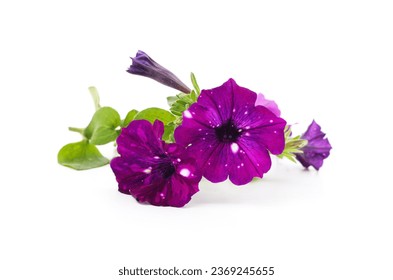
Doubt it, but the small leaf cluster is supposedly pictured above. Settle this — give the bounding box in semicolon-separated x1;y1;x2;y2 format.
165;73;201;141
58;88;175;170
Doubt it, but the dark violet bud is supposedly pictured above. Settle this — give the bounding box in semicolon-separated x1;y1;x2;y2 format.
296;120;332;170
127;50;191;94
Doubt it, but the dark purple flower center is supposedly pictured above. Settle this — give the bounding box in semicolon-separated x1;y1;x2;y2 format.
215;120;242;142
155;155;176;179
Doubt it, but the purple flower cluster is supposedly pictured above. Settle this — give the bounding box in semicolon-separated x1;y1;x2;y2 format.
110;51;332;207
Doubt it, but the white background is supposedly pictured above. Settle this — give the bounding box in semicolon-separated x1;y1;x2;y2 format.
1;1;392;279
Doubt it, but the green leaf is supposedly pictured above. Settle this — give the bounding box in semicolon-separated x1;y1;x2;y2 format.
57;140;109;170
134;107;176;124
84;107;121;145
122;109;139;127
190;72;200;95
133;108;176;142
88;86;101;111
163;123;175;142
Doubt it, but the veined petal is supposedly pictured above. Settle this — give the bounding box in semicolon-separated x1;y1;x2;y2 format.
237;105;286;155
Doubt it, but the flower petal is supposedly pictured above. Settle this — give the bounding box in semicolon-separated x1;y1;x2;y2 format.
174;124;219;168
117;120;164;160
197;80;234;123
201;143;231;183
255;93;281;117
302;120;324;141
236;105;286;154
231;79;258;114
234;138;272;182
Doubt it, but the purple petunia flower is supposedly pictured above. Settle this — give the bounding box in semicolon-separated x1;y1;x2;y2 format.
110;120;201;207
174;79;287;185
255;93;281;117
127;50;191;94
296;120;332;170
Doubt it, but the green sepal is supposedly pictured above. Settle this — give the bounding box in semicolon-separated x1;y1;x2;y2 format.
167;73;200;117
57;140;109;170
277;126;308;163
190;72;200;95
167;91;198;117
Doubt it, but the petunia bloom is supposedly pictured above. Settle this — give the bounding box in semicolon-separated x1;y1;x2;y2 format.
295;120;332;170
174;79;287;185
127;50;191;94
255;93;281;117
110;120;201;207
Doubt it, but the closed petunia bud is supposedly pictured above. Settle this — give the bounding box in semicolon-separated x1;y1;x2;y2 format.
296;120;332;170
127;50;191;94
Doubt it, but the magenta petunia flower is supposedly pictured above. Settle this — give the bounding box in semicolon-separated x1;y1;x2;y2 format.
110;120;201;207
296;120;332;170
255;93;281;117
174;79;287;185
127;50;191;94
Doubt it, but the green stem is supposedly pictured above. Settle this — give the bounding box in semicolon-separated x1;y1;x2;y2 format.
68;127;85;135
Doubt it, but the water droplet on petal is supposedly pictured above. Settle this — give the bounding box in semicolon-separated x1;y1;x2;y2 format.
231;143;239;153
184;110;193;119
179;168;191;177
143;167;152;174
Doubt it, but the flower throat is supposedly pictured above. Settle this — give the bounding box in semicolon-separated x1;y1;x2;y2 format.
215;120;241;142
